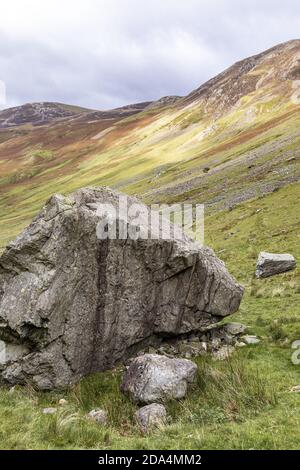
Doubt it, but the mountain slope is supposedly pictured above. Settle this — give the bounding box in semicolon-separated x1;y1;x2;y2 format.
0;100;159;129
0;40;299;249
0;102;95;128
0;97;180;129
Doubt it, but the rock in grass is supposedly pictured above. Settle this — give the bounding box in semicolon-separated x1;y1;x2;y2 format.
177;340;207;357
121;354;197;404
58;398;68;406
256;252;296;278
224;323;247;336
88;409;108;425
134;403;167;433
42;407;57;415
241;335;260;345
212;345;235;361
290;385;300;393
0;187;243;390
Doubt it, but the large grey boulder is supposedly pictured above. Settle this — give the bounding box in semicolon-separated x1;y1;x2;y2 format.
256;252;296;278
121;354;197;403
0;187;243;389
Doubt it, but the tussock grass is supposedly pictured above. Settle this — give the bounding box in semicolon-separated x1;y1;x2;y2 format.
168;355;277;428
268;323;288;342
0;354;279;449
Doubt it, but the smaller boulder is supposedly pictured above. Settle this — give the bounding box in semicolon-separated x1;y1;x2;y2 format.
58;399;68;406
256;252;296;278
178;341;207;358
134;403;167;433
121;354;197;404
211;338;221;349
242;335;260;345
42;407;57;415
88;409;108;425
224;323;247;336
213;345;235;361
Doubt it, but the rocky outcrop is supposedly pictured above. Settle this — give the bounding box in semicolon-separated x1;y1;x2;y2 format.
0;102;90;128
131;322;248;360
0;187;243;389
256;252;296;278
0;101;152;128
121;354;197;404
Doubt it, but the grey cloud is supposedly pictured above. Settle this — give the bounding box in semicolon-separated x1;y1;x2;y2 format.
0;0;300;109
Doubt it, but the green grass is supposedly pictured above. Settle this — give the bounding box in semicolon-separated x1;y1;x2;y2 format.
0;352;285;450
0;181;300;449
0;347;299;450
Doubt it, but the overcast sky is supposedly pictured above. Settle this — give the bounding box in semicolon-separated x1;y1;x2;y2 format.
0;0;300;110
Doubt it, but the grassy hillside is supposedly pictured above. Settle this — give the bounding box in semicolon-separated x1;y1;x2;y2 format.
0;39;300;449
1;41;300;250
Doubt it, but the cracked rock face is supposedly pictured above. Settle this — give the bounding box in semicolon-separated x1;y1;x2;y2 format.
0;187;243;389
